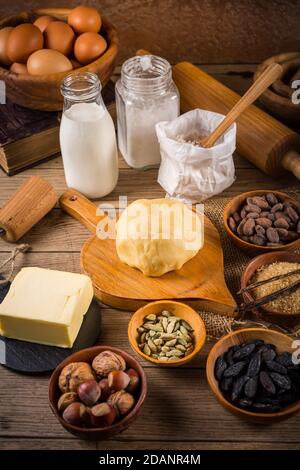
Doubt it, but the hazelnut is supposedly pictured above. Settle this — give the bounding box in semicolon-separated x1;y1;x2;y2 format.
98;378;111;401
126;368;140;394
108;370;130;391
90;403;116;427
62;402;88;427
77;379;101;406
58;362;95;393
107;390;135;416
57;392;78;413
92;350;126;378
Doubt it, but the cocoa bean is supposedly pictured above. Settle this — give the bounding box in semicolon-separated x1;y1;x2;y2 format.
249;235;266;246
266;193;278;206
266;227;280;243
255;217;272;229
271;203;284;213
246;212;260;219
243;218;255;236
274;218;289;229
228;217;237;233
237;219;247;236
274;211;290;223
276;228;289;240
247;196;269;209
267;213;275;222
245;204;262;213
232;211;242;224
297;220;300;234
260;211;270;218
285;206;299;223
255;225;265;236
240;207;247;219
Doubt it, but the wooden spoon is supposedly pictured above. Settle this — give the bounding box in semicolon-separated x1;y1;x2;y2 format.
199;62;283;148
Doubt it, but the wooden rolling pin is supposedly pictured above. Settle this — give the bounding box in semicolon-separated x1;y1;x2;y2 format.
0;176;58;242
137;50;300;179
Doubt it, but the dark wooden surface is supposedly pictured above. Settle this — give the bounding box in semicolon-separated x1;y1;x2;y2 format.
0;64;300;450
0;0;299;64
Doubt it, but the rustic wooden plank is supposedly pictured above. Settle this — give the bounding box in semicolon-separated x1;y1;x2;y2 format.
1;0;299;64
1;366;300;442
0;438;299;450
0;167;299;208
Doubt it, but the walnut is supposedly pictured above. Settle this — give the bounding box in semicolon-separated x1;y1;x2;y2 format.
107;390;135;416
58;362;95;393
92;350;126;378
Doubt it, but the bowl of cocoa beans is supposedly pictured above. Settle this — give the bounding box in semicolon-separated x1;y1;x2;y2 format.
224;190;300;255
49;346;147;439
206;328;300;423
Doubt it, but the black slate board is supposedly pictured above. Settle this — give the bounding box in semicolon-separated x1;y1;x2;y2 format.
0;280;101;374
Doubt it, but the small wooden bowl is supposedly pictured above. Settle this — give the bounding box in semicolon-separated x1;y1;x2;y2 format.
0;8;119;110
206;328;300;424
224;190;300;256
49;346;147;440
128;300;206;366
241;251;300;327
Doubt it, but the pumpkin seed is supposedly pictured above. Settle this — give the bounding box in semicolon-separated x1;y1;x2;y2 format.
165;339;177;347
162;310;171;317
145;314;156;322
148;339;157;352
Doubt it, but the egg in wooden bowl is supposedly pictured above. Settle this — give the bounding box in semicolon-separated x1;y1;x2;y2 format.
0;7;119;110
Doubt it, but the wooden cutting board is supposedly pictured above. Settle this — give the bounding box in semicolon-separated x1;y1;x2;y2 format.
60;189;237;316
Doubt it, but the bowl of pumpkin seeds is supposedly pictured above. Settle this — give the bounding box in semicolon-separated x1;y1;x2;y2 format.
128;300;206;366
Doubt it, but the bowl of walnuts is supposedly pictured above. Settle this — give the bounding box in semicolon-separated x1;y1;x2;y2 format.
49;346;147;439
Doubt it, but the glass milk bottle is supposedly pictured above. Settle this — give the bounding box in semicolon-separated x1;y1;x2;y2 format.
116;55;180;169
60;72;118;198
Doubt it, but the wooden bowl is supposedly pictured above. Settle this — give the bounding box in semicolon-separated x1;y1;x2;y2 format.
241;251;300;327
0;8;119;110
49;345;147;440
254;52;300;125
223;190;300;256
128;300;206;366
206;328;300;424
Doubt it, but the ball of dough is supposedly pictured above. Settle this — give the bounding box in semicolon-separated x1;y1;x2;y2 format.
116;199;203;277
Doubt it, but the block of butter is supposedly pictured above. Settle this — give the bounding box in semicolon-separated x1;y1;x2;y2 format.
0;267;93;348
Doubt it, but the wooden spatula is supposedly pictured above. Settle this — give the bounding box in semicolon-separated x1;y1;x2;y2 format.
198;62;283;148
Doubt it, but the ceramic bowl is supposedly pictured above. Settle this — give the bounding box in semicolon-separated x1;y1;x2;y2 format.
128;300;206;366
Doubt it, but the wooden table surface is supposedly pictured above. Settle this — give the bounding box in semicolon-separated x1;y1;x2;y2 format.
1;66;300;451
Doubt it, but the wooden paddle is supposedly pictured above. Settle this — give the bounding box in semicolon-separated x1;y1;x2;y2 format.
60;189;237;316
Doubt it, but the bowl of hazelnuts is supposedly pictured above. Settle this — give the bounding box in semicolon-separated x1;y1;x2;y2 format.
49;346;147;439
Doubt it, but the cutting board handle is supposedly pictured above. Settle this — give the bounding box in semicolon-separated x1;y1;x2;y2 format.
59;189;107;235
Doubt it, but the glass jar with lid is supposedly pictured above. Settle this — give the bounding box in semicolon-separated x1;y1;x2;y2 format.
115;55;180;169
60;72;118;199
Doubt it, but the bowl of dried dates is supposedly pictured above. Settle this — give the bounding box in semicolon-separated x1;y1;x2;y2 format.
206;328;300;423
49;346;147;439
224;190;300;255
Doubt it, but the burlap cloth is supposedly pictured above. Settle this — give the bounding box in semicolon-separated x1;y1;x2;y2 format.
199;188;300;339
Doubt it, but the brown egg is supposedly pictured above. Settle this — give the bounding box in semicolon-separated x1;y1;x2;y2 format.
6;23;43;64
10;62;28;74
34;15;55;33
68;6;101;34
27;49;73;75
0;26;13;67
44;21;75;56
74;33;107;65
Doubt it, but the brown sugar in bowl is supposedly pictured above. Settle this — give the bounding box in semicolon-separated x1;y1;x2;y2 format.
49;346;147;440
224;190;300;256
0;8;119;111
240;251;300;327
